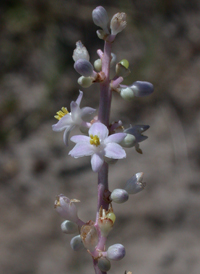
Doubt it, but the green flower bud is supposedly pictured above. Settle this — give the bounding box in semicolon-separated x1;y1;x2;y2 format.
119;59;129;69
98;257;111;272
120;133;136;147
120;87;134;101
77;76;93;88
116;63;130;77
94;59;102;71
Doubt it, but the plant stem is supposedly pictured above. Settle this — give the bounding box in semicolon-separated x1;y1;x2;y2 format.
97;40;112;213
94;40;113;274
98;41;112;127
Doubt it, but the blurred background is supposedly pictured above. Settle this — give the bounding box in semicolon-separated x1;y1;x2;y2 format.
0;0;200;273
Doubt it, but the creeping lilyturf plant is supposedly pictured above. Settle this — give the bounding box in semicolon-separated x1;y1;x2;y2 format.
52;6;154;274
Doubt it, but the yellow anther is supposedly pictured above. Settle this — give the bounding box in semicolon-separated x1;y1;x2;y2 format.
54;107;69;120
54;196;60;208
90;135;100;147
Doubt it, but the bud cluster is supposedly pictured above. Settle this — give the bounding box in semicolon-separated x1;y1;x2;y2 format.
52;5;154;274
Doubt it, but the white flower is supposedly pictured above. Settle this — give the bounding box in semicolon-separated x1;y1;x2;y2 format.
52;91;95;146
69;122;126;172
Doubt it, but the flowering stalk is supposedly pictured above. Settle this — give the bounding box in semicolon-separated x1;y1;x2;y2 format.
52;6;154;274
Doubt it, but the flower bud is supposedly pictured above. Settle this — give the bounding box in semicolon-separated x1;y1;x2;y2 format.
120;87;134;101
119;59;129;69
116;63;130;77
107;244;126;261
98;257;111;272
70;235;84;251
125;172;146;194
72;41;90;62
94;59;102;71
110;189;129;204
92;6;109;33
74;59;94;77
96;29;108;40
98;208;116;237
61;220;78;234
130;81;154;97
120;133;136;147
54;195;79;222
110;12;127;35
124;125;149;143
80;224;99;252
77;76;93;88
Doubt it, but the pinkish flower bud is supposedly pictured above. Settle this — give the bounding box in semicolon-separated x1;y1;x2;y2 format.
107;244;126;261
110;189;129;204
110;12;127;35
74;59;94;77
92;6;109;33
125;172;146;194
70;235;85;251
54;195;79;222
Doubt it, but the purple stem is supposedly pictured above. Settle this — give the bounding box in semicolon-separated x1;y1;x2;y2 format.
98;41;112;126
93;40;113;274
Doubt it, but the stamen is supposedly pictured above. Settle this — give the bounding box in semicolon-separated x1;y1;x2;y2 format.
90;134;100;146
54;107;69;120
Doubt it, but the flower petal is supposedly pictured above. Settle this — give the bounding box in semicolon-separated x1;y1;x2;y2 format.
89;122;108;141
81;107;96;117
91;152;104;172
69;143;95;158
70;135;90;144
52;114;73;132
104;133;126;144
75;90;83;106
104;143;126;159
63;126;74;146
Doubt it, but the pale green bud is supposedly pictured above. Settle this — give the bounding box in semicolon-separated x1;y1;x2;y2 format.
94;59;102;71
120;87;134;101
120;133;136;147
77;76;93;88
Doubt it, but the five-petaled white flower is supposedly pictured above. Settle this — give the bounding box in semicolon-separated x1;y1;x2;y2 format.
69;122;126;172
52;91;96;146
